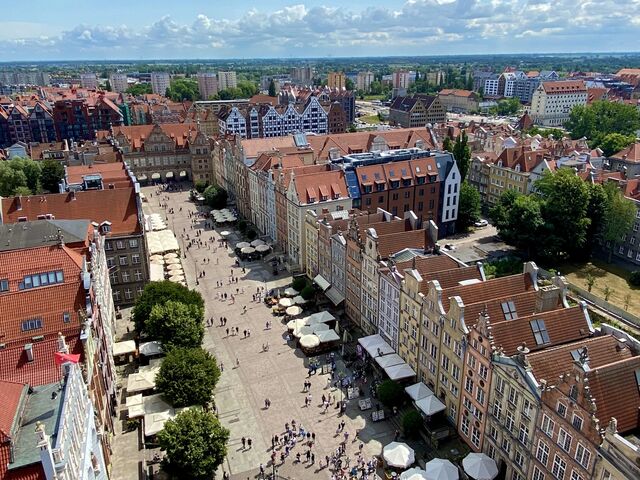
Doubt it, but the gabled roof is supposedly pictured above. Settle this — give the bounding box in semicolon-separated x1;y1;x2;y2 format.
292;169;347;205
610;142;640;163
438;89;477;98
65;162;132;187
0;380;26;439
0;219;91;252
1;187;141;236
377;229;430;259
541;81;586;94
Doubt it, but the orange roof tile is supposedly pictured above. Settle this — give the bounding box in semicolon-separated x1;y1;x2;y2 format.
65;162;132;187
442;273;535;313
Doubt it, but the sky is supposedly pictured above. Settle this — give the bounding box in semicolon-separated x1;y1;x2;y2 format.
1;0;640;61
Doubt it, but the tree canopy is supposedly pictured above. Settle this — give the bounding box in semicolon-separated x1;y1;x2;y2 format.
456;181;481;233
598;132;637;157
125;83;152;96
132;281;204;333
203;184;228;209
600;182;637;262
146;300;204;350
452;132;471;181
490;97;521;116
40;160;65;193
214;80;258;100
0;157;43;197
166;78;200;102
565;101;640;150
268;79;276;97
156;347;220;408
158;408;229;480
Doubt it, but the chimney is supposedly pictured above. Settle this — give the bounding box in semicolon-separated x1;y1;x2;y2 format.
515;342;530;366
535;284;560;313
616;338;628;352
25;343;34;362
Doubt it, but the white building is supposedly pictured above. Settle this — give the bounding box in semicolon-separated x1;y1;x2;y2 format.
150;72;171;96
393;70;413;89
356;72;375;93
483;75;500;97
197;72;218;100
530;80;587;127
109;73;128;93
80;73;98;90
218;71;237;91
378;262;404;349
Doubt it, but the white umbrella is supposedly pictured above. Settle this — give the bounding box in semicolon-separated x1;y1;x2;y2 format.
424;459;459;480
236;242;250;249
400;467;429;480
255;244;270;253
383;442;415;469
150;255;164;262
164;253;178;260
241;246;256;254
220;231;231;237
226;216;237;222
307;311;335;323
169;275;185;283
165;258;181;265
286;306;303;316
283;287;299;297
462;453;498;480
415;395;446;416
293;295;307;305
299;334;320;349
166;264;183;271
250;239;265;247
150;259;165;266
293;326;314;338
279;298;294;308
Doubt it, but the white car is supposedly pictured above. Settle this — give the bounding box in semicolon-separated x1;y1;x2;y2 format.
474;219;489;227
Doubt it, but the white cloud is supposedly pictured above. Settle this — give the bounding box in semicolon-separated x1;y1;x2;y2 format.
0;0;639;60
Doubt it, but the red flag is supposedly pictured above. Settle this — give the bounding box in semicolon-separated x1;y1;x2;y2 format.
54;352;81;365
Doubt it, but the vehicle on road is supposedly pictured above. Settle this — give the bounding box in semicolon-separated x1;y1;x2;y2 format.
474;219;489;227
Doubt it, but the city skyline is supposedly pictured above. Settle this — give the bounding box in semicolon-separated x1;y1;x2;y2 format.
2;0;640;61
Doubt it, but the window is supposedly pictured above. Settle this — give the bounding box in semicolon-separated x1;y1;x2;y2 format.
496;376;506;395
557;402;567;418
63;312;70;323
532;466;546;480
523;398;533;418
530;319;550;345
19;271;64;290
501;300;518;320
479;364;488;380
121;271;130;283
461;415;470;436
112;290;121;302
132;254;140;264
105;241;113;251
570;472;584;480
119;256;128;266
506;411;515;432
465;377;474;393
21;318;43;331
0;279;8;292
512;472;524;480
107;257;115;268
501;437;511;454
129;239;138;248
514;450;525;468
471;427;481;447
557;428;572;452
536;440;550;465
124;288;133;300
551;454;567;480
574;444;591;469
489;424;498;440
518;423;529;446
572;414;583;431
508;387;519;406
116;240;125;249
476;388;485;405
492;401;502;420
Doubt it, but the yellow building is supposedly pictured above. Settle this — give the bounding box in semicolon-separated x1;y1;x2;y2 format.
327;72;346;91
486;148;546;206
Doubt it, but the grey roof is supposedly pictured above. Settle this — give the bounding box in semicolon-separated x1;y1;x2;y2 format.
0;219;90;251
8;382;65;471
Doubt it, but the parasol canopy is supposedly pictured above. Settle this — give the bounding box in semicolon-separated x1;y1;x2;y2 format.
299;334;320;349
255;244;270;252
165;257;181;265
286;306;303;316
250;239;265;247
293;295;307;304
166;264;183;271
164;253;178;260
236;242;250;249
283;287;299;297
383;442;415;469
400;468;429;480
169;275;185;283
241;247;255;254
220;231;231;237
279;298;294;308
462;453;498;480
424;459;459;480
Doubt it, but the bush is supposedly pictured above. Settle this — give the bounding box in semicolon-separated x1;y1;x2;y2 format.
402;410;423;439
291;277;307;292
377;380;404;408
246;229;257;240
194;180;208;193
629;270;640;287
300;285;315;301
203;185;228;209
238;220;248;232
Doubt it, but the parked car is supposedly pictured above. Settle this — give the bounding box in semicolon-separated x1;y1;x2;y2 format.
474;219;489;227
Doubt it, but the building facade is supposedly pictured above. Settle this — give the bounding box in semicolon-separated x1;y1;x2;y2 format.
530;81;587;127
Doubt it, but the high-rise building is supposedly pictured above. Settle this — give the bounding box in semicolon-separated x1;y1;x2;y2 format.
151;72;171;95
109;72;129;93
197;72;218;100
327;72;346;90
356;72;375;93
218;71;237;91
392;70;412;89
80;72;98;90
291;66;314;85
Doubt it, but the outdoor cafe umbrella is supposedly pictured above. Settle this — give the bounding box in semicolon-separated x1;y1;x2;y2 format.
286;306;303;316
169;275;185;283
241;247;256;254
293;295;308;305
250;239;266;247
220;231;231;237
150;254;164;262
293;325;314;338
236;242;250;249
424;459;459;480
400;467;429;480
383;442;415;469
283;287;299;297
166;264;183;271
279;297;294;308
164;253;178;260
462;453;498;480
299;334;320;349
255;244;270;253
165;257;181;265
226;216;237;222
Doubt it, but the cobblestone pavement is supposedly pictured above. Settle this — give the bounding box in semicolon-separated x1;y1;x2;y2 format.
133;186;396;479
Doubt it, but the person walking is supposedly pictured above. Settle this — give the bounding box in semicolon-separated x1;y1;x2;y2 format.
241;437;246;449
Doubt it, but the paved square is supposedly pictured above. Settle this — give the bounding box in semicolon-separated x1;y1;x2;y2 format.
138;186;395;478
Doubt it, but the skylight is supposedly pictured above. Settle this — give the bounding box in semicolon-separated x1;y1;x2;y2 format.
530;319;550;345
501;300;517;320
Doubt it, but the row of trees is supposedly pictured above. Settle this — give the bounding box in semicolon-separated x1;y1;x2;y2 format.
212;80;259;100
490;169;636;263
131;282;228;479
566;101;640;156
0;158;65;197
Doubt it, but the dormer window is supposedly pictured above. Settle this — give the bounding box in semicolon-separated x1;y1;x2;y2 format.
100;221;112;234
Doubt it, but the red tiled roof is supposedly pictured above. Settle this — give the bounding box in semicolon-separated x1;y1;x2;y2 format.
377;229;430;259
293;169;347;204
442;272;535;312
0;380;25;438
419;265;483;292
65;162;132;188
541;81;586;94
1;187;141;236
438;89;477;98
610;142;640;163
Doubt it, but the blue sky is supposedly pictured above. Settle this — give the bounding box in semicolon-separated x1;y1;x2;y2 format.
1;0;640;60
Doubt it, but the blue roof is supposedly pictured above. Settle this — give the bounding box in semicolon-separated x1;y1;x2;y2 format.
345;170;361;199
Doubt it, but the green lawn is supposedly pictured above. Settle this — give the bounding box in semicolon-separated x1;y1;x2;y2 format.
559;259;640;317
363;95;385;101
360;114;382;125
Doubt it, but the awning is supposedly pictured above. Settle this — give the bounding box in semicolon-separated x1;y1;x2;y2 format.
149;263;164;282
325;286;344;306
138;174;148;181
358;334;394;357
375;353;405;369
415;395;446;416
179;171;187;177
313;274;331;292
384;363;416;380
151;173;161;180
126;363;161;393
405;382;434;401
165;172;174;178
139;341;163;357
113;340;136;357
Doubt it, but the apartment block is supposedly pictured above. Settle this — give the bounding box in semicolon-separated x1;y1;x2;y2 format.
530;81;587;127
150;72;171;95
327;72;346;90
80;72;98;90
197;72;218;100
389;95;446;128
357;71;375;93
218;71;237;91
109;72;129;93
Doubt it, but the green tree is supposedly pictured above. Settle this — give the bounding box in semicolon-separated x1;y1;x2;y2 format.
158;408;229;480
585;183;608;257
104;80;112;92
268;79;276;97
0;158;43;196
586;274;596;293
503;195;544;259
456;182;481;233
132;281;204;333
237;80;258;98
203;184;228;209
40;160;65;193
291;277;307;292
442;136;453;153
565;101;640;148
402;410;422;439
598;132;636;157
490;97;521;116
489;189;520;231
377;380;404;408
156;347;220;407
166;78;200;102
300;285;315;301
193;180;208;193
603;285;613;302
125;83;152;96
452;132;471;181
146;301;204;350
601;182;637;262
345;78;355;91
246;229;257;241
